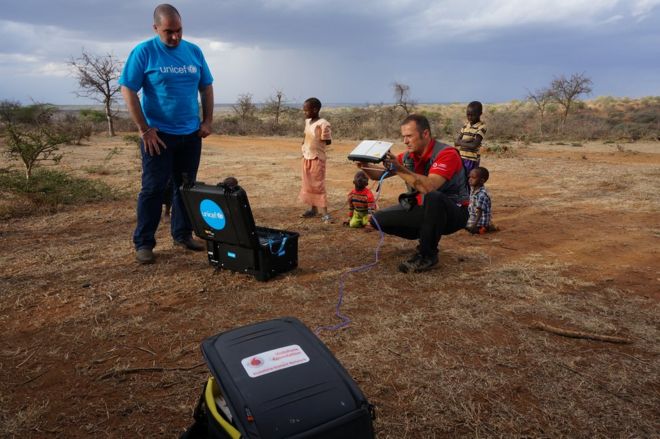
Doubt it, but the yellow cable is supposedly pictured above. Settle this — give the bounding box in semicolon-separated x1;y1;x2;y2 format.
204;377;242;439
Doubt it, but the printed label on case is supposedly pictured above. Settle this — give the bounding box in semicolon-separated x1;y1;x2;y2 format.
241;344;309;378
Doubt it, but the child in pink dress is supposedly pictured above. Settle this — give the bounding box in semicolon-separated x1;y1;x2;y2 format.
299;97;333;223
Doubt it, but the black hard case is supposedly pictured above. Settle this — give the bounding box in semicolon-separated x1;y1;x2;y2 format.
201;317;375;439
180;182;298;281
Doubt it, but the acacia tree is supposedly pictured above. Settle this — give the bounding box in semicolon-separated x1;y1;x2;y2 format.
526;87;553;138
0;100;21;122
263;89;286;127
233;93;257;121
550;73;593;126
392;82;416;115
1;102;68;181
231;93;259;134
69;50;122;136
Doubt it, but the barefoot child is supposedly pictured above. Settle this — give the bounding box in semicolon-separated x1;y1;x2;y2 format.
345;170;376;228
466;167;496;234
455;101;487;174
299;97;333;223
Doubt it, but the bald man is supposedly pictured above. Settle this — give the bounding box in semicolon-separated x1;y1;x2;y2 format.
120;4;214;264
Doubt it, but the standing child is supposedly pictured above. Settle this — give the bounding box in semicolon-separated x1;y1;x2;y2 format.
345;170;376;228
299;97;333;223
455;101;487;174
466;167;496;234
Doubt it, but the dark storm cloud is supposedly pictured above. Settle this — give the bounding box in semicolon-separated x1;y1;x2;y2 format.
2;0;397;49
2;1;659;104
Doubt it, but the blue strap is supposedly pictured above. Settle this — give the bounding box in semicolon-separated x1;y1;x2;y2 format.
268;236;288;256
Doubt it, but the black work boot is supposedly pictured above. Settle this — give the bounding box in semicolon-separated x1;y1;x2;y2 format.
398;253;438;273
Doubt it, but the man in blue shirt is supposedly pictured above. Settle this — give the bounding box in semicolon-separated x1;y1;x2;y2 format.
120;3;214;264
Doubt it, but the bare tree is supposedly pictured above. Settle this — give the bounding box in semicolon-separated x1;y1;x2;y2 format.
69;49;122;136
0;100;21;123
263;89;286;126
549;73;593;125
392;82;416;115
526;87;553;138
232;93;257;123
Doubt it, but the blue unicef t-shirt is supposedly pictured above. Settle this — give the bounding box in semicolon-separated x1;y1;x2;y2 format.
119;37;213;135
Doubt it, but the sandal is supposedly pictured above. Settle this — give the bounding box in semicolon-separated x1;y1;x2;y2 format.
321;214;333;224
300;209;317;218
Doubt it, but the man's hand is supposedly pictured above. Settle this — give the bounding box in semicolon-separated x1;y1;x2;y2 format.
198;120;213;138
382;151;403;173
122;86;167;156
142;128;167;156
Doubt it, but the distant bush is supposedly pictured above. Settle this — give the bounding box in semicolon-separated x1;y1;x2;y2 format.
331;106;400;140
487;104;536;142
35;97;660;144
112;115;139;133
62;113;94;145
79;109;107;124
480;97;660;142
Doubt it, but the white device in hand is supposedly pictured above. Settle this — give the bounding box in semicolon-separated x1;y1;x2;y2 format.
347;140;394;163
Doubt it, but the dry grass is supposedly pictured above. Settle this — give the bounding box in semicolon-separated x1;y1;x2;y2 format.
0;135;658;438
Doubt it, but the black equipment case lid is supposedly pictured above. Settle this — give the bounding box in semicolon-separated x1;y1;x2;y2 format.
181;182;259;248
201;317;374;438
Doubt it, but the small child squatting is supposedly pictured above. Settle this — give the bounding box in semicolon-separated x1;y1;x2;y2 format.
466;166;497;234
345;171;376;228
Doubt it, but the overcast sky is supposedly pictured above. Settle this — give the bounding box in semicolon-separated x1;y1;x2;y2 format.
2;0;659;105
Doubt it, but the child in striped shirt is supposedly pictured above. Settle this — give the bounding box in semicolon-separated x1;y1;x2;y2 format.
455;101;487;174
345;171;375;228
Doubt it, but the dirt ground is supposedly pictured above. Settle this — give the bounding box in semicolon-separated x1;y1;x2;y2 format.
1;135;658;438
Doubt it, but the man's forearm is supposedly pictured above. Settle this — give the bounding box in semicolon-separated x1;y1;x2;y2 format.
395;166;420;189
395;167;444;194
456;136;482;150
121;86;149;133
361;166;388;181
200;85;214;124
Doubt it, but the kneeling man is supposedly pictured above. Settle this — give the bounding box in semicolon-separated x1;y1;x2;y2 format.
361;114;469;273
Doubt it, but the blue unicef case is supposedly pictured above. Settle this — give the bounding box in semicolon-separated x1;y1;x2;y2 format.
181;181;299;281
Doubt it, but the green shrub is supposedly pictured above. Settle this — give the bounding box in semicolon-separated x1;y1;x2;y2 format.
0;168;123;218
79;109;107;123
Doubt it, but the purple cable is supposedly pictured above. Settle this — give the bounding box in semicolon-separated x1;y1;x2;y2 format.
315;170;390;335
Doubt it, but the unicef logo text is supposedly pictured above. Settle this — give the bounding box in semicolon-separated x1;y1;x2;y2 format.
159;64;198;74
199;199;226;230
